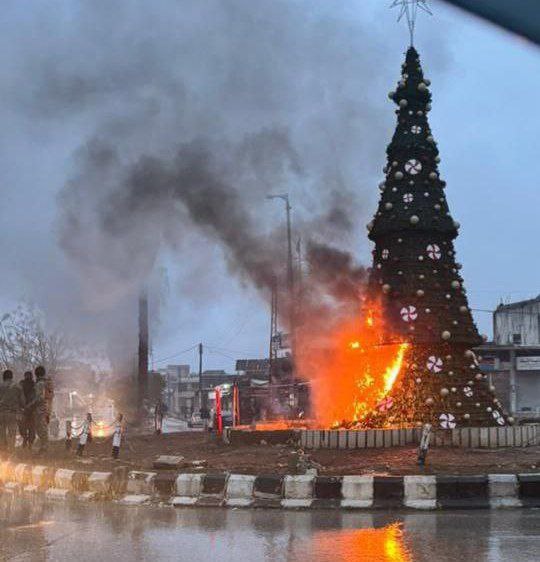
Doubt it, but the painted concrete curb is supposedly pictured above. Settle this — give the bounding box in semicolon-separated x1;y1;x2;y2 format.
1;459;540;510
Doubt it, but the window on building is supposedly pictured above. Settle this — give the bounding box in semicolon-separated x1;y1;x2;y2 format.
512;333;522;345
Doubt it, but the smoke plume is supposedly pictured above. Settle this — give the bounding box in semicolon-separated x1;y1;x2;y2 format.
0;0;449;370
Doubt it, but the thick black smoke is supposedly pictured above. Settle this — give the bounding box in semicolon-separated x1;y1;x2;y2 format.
0;1;449;369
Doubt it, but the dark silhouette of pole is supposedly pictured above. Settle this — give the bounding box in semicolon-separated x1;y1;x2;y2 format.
198;343;204;412
266;193;295;372
269;277;278;384
138;291;149;416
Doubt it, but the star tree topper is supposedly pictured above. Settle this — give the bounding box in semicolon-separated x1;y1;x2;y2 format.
390;0;432;45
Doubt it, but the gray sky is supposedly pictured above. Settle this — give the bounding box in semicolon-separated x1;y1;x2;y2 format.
0;1;539;373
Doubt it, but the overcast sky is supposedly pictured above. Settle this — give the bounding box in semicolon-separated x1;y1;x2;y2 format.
0;1;539;373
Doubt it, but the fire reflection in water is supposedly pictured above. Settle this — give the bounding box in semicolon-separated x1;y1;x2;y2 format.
294;522;411;562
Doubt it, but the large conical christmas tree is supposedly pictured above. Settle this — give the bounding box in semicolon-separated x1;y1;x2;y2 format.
366;46;509;428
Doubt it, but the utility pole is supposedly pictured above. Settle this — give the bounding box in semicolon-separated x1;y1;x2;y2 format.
138;290;149;417
266;193;296;371
198;343;204;413
269;277;279;384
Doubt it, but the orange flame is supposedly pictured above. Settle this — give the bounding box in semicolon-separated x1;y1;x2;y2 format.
298;300;408;427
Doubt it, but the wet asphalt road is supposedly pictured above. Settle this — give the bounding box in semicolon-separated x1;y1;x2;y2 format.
1;494;539;561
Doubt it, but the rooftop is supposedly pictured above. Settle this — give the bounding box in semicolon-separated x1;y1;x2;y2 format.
495;295;540;312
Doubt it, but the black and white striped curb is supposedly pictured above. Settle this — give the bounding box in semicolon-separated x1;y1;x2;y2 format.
2;460;540;509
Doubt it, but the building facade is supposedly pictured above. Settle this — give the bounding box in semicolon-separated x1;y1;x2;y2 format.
477;297;540;419
159;364;237;418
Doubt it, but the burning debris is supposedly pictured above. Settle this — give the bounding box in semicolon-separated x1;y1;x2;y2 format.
297;299;409;428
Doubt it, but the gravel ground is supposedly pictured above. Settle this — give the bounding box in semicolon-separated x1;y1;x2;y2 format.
5;429;540;475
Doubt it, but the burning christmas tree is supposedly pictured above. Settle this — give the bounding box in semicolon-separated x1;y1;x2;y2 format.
364;45;509;429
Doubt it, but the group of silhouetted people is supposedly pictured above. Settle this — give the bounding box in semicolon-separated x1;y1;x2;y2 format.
0;366;54;456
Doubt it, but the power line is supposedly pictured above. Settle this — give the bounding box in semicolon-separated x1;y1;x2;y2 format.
152;344;198;365
472;308;540;317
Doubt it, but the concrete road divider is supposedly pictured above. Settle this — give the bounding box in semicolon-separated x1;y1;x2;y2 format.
154;472;177;498
373;476;404;508
173;473;204;506
404;475;436;509
14;464;32;486
111;466;129;496
436;475;490;509
119;494;152;506
282;474;314;508
197;473;229;506
3;482;21;494
341;475;373;508
88;472;113;496
79;491;99;502
54;469;89;493
32;466;55;490
45;488;71;501
518;473;540;507
488;474;521;508
126;471;157;495
253;475;284;508
2;455;540;512
225;474;256;507
0;461;15;483
313;476;342;508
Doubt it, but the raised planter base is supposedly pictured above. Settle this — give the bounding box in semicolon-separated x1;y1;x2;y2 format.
299;424;540;450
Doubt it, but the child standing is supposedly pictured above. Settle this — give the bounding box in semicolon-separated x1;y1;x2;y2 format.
76;413;93;457
112;413;125;459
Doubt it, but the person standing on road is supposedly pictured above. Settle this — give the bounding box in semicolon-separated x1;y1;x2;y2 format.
19;371;36;448
0;370;24;454
154;399;164;434
26;365;54;455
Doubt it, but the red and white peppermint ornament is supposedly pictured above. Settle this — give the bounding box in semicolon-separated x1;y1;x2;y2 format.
405;159;422;175
426;244;441;260
439;413;456;429
382;248;390;260
377;396;394;412
400;305;418;322
426;356;443;373
463;386;473;397
403;193;414;203
411;125;422;134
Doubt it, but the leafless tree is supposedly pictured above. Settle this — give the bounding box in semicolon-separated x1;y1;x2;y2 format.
0;304;71;375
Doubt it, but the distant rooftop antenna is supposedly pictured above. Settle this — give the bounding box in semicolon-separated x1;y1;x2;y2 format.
390;0;432;46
